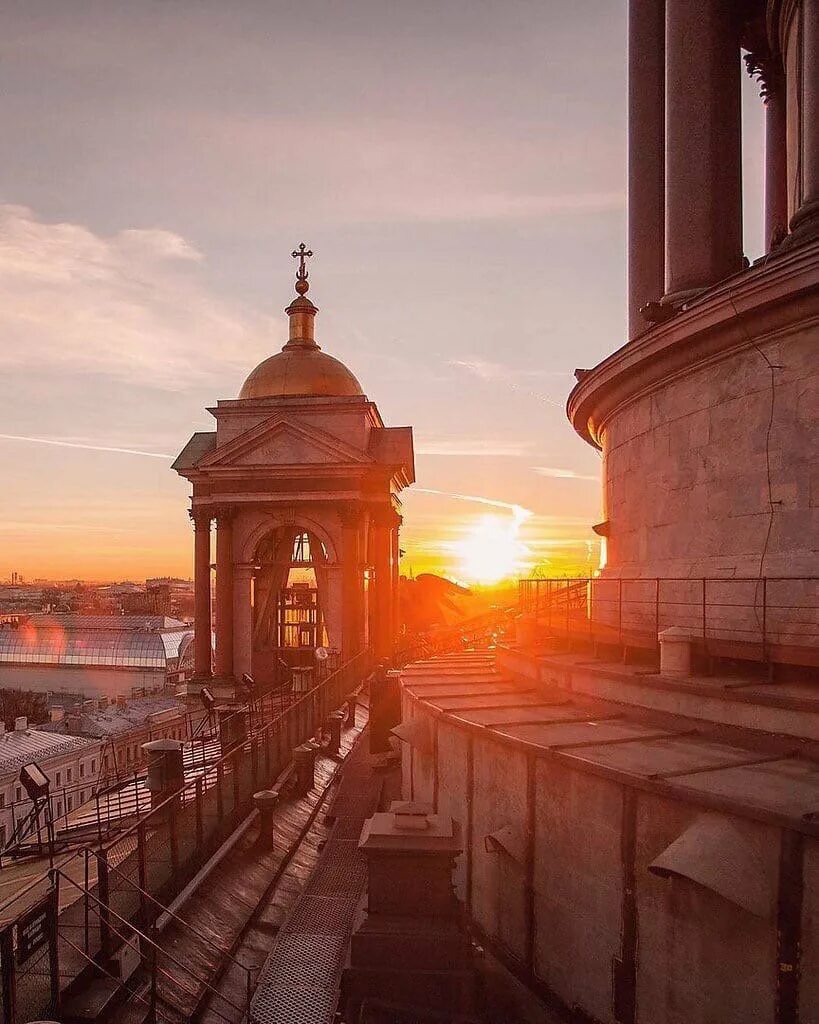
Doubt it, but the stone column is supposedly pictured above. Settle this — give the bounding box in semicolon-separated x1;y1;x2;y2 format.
339;504;363;660
391;516;402;650
665;0;742;296
370;505;395;661
190;508;212;679
628;0;665;336
789;0;819;240
214;508;235;680
233;564;254;682
765;79;788;247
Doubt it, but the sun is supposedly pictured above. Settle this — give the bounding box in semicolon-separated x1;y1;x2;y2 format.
453;512;531;585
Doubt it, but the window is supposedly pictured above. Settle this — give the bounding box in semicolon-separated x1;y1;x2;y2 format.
67;768;72;783
79;790;84;803
91;758;97;773
67;796;73;812
55;771;61;786
0;826;5;849
0;793;4;809
103;756;108;770
80;762;85;778
15;787;21;802
56;800;62;816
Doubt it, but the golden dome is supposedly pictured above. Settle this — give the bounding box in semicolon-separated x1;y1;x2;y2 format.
239;347;363;399
238;276;364;400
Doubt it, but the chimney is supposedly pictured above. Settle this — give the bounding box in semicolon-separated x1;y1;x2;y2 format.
50;707;65;724
14;716;28;732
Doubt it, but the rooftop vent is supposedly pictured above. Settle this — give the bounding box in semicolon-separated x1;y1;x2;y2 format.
14;716;28;732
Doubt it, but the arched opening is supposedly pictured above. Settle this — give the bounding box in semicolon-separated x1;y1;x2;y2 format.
251;527;331;688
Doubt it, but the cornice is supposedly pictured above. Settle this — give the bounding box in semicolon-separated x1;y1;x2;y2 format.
567;240;819;448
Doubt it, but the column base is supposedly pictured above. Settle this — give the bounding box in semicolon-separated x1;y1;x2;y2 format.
782;200;819;248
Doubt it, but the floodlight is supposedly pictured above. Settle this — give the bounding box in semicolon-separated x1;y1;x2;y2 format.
20;762;50;802
200;686;216;712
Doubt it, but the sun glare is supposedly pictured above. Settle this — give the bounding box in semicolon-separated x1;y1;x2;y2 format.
454;510;532;585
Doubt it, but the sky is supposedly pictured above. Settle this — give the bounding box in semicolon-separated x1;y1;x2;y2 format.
0;1;766;583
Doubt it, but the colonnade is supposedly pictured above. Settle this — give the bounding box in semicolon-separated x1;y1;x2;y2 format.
628;0;819;337
189;503;401;684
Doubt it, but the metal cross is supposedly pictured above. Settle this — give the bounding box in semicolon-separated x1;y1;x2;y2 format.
291;242;313;282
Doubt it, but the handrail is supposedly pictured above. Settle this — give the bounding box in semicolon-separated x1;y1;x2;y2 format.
55;868;252;1024
102;649;371;852
79;845;256;973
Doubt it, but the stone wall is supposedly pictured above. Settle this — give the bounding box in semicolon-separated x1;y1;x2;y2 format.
401;688;819;1024
601;322;817;580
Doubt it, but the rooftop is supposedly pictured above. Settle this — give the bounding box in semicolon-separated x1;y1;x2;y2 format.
0;728;95;775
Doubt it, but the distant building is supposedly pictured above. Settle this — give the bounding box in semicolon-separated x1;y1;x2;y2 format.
0;718;101;850
0;614;195;699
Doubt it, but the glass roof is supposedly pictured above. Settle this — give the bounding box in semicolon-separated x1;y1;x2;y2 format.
0;623;193;671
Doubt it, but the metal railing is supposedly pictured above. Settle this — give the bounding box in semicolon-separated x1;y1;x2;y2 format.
0;650;373;1024
518;576;819;667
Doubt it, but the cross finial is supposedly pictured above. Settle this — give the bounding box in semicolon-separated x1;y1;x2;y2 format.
291;242;313;295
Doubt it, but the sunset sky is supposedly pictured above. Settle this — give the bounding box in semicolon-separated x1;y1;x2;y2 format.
0;2;765;583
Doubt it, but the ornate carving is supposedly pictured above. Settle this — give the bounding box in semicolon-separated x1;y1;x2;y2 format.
214;505;235;527
189;507;212;530
744;50;783;102
369;503;400;529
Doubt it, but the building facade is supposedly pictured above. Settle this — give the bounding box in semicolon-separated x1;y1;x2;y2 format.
174;250;414;693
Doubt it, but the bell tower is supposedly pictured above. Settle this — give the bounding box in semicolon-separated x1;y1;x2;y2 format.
173;247;414;694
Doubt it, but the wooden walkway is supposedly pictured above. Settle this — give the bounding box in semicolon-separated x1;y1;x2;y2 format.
105;704;368;1024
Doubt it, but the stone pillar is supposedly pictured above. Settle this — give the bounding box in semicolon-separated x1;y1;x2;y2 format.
370;506;395;661
628;0;665;336
190;508;212;679
765;79;788;247
214;508;234;680
665;0;742;296
233;564;254;682
340;504;363;660
789;0;819;240
391;516;402;650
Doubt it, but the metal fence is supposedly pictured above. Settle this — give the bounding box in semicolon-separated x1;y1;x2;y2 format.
0;650;373;1024
518;576;819;667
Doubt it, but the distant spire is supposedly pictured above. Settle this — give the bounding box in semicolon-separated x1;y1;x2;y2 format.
284;243;319;349
291;242;313;296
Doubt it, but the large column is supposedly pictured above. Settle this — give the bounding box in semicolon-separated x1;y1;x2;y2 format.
765;77;788;247
789;0;819;240
214;508;234;679
233;564;253;682
391;516;402;651
339;504;363;661
190;508;212;679
665;0;742;296
628;0;665;336
370;506;394;662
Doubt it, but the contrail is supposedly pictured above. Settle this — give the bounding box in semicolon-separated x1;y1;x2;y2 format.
412;487;532;523
0;434;174;459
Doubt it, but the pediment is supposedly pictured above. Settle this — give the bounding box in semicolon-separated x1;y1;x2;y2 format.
199;415;371;469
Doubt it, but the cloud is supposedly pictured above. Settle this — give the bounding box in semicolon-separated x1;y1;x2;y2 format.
0;434;173;459
533;466;598;481
412;487;532;524
0;204;272;391
415;437;533;457
448;359;568;407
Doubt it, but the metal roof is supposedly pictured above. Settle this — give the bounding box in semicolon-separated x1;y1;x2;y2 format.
0;728;96;775
25;614;186;630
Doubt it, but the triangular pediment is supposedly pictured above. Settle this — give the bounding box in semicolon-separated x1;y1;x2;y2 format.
200;415;372;469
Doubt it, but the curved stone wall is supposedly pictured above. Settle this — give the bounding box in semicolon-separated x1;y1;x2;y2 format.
601;321;816;579
400;659;819;1024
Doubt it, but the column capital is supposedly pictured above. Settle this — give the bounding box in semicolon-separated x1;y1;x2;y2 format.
214;505;236;527
338;502;363;528
744;49;783;103
189;507;212;530
369;503;400;529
